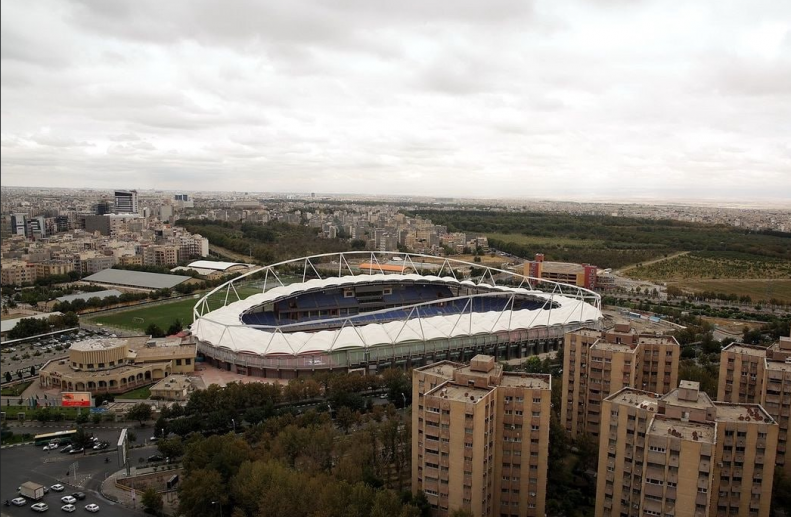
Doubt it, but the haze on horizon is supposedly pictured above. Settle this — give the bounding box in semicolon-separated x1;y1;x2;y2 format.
1;0;789;202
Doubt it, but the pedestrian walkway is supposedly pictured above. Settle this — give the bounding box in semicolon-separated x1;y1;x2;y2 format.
101;468;178;515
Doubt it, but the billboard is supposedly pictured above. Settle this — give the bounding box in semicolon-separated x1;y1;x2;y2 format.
61;392;92;407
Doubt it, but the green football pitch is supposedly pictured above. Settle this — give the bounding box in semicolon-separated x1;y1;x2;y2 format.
86;286;262;333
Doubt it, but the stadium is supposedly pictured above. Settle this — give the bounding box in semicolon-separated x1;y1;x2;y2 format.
191;252;602;378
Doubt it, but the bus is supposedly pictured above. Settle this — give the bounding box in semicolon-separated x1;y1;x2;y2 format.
34;429;77;446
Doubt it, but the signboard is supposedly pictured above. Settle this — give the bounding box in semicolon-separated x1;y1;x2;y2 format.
62;392;92;407
90;407;108;413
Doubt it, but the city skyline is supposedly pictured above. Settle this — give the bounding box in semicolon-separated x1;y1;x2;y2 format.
2;0;790;202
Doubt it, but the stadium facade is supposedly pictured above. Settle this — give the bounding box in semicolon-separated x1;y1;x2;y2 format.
191;252;602;378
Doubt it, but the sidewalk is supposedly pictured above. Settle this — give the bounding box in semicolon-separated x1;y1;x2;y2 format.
101;468;178;515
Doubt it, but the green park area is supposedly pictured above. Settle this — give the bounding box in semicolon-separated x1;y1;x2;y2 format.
118;385;152;399
85;286;262;333
1;381;33;396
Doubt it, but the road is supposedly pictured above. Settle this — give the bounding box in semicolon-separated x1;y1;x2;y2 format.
615;251;690;274
1;426;155;517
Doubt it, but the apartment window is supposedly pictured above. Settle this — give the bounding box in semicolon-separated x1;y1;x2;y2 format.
533;398;541;403
185;358;191;365
176;359;182;366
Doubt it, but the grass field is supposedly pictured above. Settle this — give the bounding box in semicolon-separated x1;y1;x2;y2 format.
1;381;33;396
118;386;151;399
86;286;262;333
668;279;791;304
486;233;605;249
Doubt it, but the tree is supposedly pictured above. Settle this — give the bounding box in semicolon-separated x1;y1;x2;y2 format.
145;324;165;338
5;371;11;383
72;427;94;452
141;487;163;515
29;365;36;376
91;413;102;425
157;436;185;459
166;319;184;336
336;406;356;434
75;412;89;425
128;403;153;425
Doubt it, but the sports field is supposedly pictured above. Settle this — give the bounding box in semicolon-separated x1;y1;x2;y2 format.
86;286;262;333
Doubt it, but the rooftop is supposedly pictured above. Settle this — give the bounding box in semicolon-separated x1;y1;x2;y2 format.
722;343;768;357
661;387;715;410
55;289;123;303
427;382;493;403
608;387;661;412
134;343;196;360
416;361;461;381
714;403;775;424
765;358;791;373
500;373;551;390
649;416;715;443
70;336;143;352
187;260;250;271
637;335;679;346
591;340;636;353
83;268;192;289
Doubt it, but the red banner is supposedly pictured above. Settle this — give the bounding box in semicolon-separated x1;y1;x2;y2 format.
62;392;91;407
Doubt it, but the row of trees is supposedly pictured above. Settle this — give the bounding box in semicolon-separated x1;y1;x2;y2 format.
178;219;352;264
6;312;79;340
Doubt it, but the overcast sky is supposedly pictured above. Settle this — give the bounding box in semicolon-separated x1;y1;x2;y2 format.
2;0;789;203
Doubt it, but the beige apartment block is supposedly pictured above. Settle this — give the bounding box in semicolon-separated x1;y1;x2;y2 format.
717;335;791;476
596;381;778;517
412;355;551;517
562;324;680;439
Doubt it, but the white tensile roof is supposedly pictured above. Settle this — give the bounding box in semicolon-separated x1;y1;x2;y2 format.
192;274;600;357
187;260;249;271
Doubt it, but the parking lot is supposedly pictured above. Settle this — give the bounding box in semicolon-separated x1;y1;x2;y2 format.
1;329;113;387
1;427;153;517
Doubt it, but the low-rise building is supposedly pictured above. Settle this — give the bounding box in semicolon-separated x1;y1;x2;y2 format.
38;336;197;395
149;374;194;401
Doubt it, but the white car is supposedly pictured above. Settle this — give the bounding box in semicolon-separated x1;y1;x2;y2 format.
85;503;100;513
31;502;49;512
60;496;76;504
11;497;26;506
43;444;53;451
61;504;76;513
51;483;65;492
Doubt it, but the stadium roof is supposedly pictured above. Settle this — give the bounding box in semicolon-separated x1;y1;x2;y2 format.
56;289;123;303
83;269;192;289
187;260;249;271
193;273;601;357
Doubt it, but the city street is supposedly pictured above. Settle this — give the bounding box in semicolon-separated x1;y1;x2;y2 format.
1;426;156;517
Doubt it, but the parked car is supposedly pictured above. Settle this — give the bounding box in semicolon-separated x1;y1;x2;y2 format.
69;447;84;454
51;484;64;492
60;496;76;505
31;502;49;512
71;492;86;501
148;454;164;462
59;445;72;454
85;503;100;513
61;504;76;513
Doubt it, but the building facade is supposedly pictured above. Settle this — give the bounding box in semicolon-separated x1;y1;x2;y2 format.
562;324;680;439
596;381;778;517
114;190;139;214
38;336;196;395
717;336;791;477
523;253;598;290
412;355;551;517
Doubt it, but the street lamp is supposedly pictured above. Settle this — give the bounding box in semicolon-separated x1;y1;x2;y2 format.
401;393;406;408
211;500;223;517
231;419;236;433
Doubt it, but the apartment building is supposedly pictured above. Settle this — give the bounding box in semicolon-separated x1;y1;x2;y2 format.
562;324;680;439
717;336;791;477
412;355;551;517
597;381;778;517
